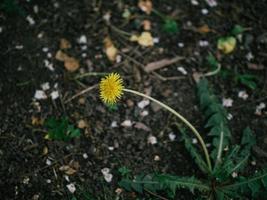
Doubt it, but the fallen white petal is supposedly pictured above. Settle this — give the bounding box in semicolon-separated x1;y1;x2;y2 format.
238;91;248;100
34;90;47;100
26;16;35;25
177;67;187;75
222;98;233;107
66;183;76;193
168;132;176;141
121;120;132;127
103;173;113;183
78;35;87;44
147;135;157;145
101;168;110;175
138;99;150;109
41;82;50;91
50;91;59;100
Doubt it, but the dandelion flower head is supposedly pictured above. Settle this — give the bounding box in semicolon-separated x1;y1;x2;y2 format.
100;73;124;105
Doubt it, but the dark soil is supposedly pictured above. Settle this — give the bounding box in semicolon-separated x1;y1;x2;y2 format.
1;0;267;199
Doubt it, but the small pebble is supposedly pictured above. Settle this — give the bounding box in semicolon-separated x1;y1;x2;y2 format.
199;40;209;47
232;172;238;178
33;5;39;13
205;0;217;7
83;153;88;159
178;42;184;48
191;0;199;5
154;155;161;161
78;35;87;44
111;121;118;128
177;67;187;75
121;120;132;127
41;82;50;91
46;159;52;166
140;110;149;117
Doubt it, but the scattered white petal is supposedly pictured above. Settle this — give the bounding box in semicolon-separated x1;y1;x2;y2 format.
54;83;58;89
81;45;87;51
192;138;198;144
46;179;51;184
138;99;150;109
111;121;118;128
64;175;70;182
41;82;50;91
147;135;157;145
108;146;114;151
246;52;254;61
54;2;59;8
47;53;52;58
140;110;149;117
206;143;211;147
224;146;229;151
177;67;187;75
101;168;110;175
81;53;87;58
66;183;76;193
37;32;43;39
15;45;24;50
33;5;39;13
121;120;132;127
83;153;88;159
191;0;199;5
251;161;256;166
50;91;59;100
26;15;35;25
222;98;233;107
227;113;233;120
178;42;184;48
44;59;54;71
255;102;266;115
34;90;47;100
199;40;209;47
78;35;87;44
23;177;30;184
42;47;49;52
154;155;160;161
232;172;238;178
103;173;113;183
116;55;122;63
153;37;160;43
168;132;176;141
103;12;111;23
238;91;248;100
201;8;209;15
205;0;217;7
46;159;52;166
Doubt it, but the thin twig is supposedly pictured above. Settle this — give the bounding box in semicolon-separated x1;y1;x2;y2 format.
64;84;98;103
144;188;169;200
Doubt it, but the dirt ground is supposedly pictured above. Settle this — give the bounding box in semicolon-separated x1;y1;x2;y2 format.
1;0;267;199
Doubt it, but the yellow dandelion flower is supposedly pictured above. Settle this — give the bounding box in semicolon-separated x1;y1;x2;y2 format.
100;73;124;105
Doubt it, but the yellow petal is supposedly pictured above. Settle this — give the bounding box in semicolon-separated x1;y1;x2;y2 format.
137;32;154;47
217;36;237;54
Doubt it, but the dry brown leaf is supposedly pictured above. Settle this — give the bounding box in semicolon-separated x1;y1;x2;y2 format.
104;37;118;62
134;122;151;132
138;0;153;15
59;165;77;175
64;57;80;72
247;63;264;70
77;119;87;129
143;20;151;31
196;25;212;34
60;38;71;49
137;32;154;47
31;116;44;126
42;146;48;156
55;50;80;72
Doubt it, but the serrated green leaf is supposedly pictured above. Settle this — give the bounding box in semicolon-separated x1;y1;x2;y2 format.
231;25;245;36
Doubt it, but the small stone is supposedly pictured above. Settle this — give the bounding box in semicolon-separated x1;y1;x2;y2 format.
23;177;30;184
178;42;184;48
126;99;134;107
108;146;114;151
33;5;39;13
191;0;199;5
251;161;256;166
46;179;51;184
78;98;86;105
111;121;118;128
101;168;110;175
42;47;49;52
140;110;149;117
46;159;52;166
205;0;218;7
199;40;209;47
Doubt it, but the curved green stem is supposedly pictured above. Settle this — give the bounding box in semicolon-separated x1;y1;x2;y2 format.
123;88;212;172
